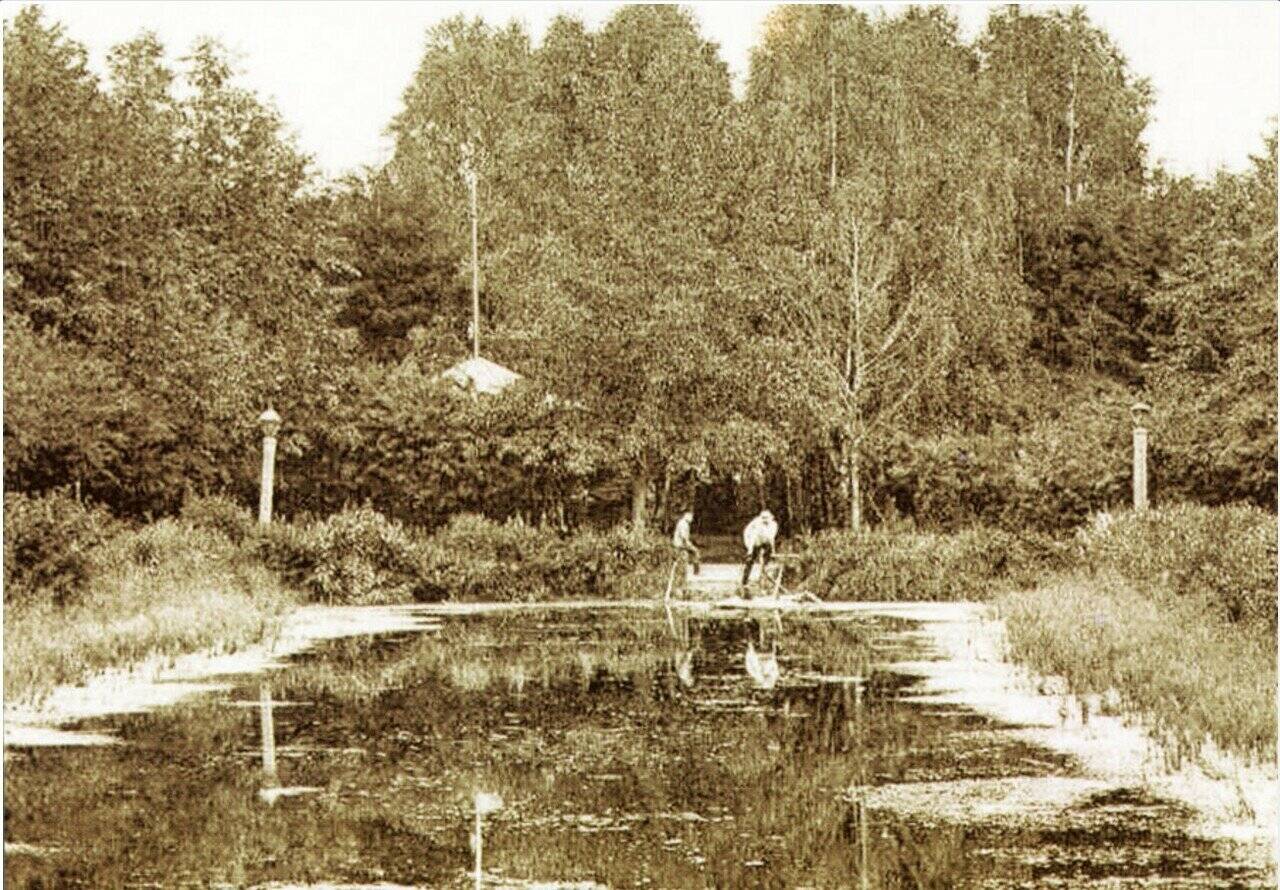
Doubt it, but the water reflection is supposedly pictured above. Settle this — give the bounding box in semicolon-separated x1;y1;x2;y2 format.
4;609;1272;889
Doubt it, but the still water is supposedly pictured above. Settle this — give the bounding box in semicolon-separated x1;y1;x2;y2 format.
4;606;1272;888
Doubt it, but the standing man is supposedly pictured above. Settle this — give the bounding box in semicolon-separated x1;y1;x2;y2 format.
741;509;778;590
672;509;701;577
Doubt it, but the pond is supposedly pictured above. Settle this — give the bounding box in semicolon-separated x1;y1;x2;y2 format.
4;603;1273;888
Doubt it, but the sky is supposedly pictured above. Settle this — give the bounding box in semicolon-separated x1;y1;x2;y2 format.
5;1;1278;181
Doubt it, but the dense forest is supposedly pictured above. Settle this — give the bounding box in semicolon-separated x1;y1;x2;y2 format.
4;4;1276;535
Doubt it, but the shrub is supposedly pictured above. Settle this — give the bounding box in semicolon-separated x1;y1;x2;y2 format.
252;508;667;603
1078;502;1277;630
562;524;667;594
254;506;425;605
90;518;239;581
3;489;121;605
417;514;666;601
180;494;257;545
865;406;1131;536
791;525;1069;602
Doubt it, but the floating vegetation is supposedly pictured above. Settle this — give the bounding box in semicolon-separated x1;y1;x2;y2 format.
5;608;1272;888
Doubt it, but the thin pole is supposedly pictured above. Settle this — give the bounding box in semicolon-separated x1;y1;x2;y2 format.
856;655;868;890
474;806;483;890
470;172;480;361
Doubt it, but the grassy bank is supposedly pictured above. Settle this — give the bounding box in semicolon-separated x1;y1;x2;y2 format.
997;574;1275;761
789;502;1277;762
4;515;298;705
4;495;666;703
998;504;1277;761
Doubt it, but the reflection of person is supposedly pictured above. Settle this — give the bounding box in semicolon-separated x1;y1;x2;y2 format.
741;509;778;589
672;510;700;576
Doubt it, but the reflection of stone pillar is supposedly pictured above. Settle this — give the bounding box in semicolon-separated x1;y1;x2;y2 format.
259;682;278;787
474;804;483;890
1133;425;1148;513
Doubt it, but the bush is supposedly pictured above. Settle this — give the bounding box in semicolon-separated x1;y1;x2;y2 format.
3;489;122;605
254;506;425;605
417;514;666;601
1078;502;1277;630
180;494;257;545
90;518;240;581
252;508;666;603
791;525;1069;602
562;524;667;594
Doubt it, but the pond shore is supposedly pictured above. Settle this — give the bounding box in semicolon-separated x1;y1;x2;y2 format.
904;605;1278;851
7;574;1274;867
3;604;438;746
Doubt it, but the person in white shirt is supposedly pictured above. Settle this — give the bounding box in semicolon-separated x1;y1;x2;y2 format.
741;509;778;589
672;510;700;576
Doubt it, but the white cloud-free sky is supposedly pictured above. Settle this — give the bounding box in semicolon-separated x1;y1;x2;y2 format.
5;2;1277;180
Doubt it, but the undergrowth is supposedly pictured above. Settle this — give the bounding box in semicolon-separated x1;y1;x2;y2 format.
997;574;1275;760
4;515;297;704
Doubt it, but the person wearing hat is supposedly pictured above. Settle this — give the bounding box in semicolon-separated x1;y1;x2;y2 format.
741;509;778;590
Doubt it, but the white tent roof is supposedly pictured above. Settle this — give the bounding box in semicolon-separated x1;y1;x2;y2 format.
439;355;522;396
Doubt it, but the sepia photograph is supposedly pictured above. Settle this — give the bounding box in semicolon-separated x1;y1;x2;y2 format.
2;1;1277;887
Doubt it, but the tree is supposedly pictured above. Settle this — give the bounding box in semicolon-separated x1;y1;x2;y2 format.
1146;133;1278;507
978;6;1158;376
333;169;469;363
5;13;357;516
794;177;958;531
507;7;761;526
739;6;1032;530
3;317;180;514
978;5;1151;212
4;7;119;339
384;15;538;354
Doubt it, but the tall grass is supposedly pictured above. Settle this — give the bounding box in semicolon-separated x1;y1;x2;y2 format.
4;519;298;705
997;503;1277;761
790;502;1278;762
997;574;1275;761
